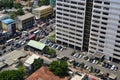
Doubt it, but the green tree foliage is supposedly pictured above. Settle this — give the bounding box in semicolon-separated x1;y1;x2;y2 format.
0;0;13;9
38;0;49;6
17;8;24;15
49;61;68;77
0;69;25;80
9;11;17;19
45;46;56;56
32;58;44;71
14;3;22;9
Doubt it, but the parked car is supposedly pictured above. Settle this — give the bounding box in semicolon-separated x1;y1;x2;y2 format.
111;65;115;70
75;53;80;58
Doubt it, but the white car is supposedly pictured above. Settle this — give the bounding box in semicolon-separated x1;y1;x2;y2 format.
111;65;115;70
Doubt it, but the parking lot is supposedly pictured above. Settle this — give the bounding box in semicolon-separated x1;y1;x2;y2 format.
54;48;120;80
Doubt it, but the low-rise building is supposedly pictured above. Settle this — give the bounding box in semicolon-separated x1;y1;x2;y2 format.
0;14;10;31
27;40;46;52
1;19;16;36
0;50;27;66
25;66;68;80
16;13;35;30
24;54;40;70
32;5;53;19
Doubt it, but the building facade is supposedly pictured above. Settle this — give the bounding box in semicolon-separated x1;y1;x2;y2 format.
0;14;10;31
32;6;53;20
16;13;35;30
88;0;120;63
56;0;86;50
1;19;16;36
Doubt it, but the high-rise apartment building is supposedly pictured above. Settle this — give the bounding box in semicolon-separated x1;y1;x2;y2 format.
88;0;120;63
56;0;86;50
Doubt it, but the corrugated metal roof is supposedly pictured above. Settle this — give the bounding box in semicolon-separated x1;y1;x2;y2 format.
27;40;45;51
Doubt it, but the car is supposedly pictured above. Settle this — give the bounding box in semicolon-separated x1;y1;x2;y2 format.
56;46;62;50
84;56;89;60
111;65;115;70
84;65;88;69
104;63;109;68
79;54;83;59
21;41;26;45
114;67;118;71
92;60;96;64
49;43;54;47
74;53;79;58
53;44;58;49
96;69;100;73
108;64;112;69
44;40;50;45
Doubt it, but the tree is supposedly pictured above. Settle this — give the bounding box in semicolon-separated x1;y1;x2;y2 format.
14;3;22;9
17;8;24;15
49;60;68;77
38;0;49;6
44;46;56;56
32;58;44;71
9;11;17;19
0;70;25;80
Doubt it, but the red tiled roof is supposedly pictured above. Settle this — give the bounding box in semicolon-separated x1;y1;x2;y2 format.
25;67;67;80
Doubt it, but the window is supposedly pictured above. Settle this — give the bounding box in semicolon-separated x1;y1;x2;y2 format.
100;31;106;34
100;36;105;39
91;38;97;41
101;22;107;25
71;6;76;9
98;44;104;48
91;33;98;37
93;15;100;19
71;1;77;4
113;53;120;57
92;24;99;28
117;30;120;33
98;49;103;52
103;12;109;15
78;2;84;6
103;7;109;10
99;40;104;43
94;5;101;9
101;27;106;30
116;40;120;43
115;44;120;48
114;49;120;53
104;2;110;5
91;29;98;32
93;20;100;23
102;17;108;20
93;10;101;14
95;0;102;4
116;35;120;38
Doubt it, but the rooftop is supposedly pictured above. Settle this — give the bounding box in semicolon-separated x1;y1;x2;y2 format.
2;19;15;24
17;13;34;21
33;5;52;11
0;50;27;66
25;66;67;80
24;54;40;67
0;14;9;21
27;40;46;51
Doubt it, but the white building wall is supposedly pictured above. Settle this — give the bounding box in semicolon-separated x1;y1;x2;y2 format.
88;0;120;61
56;0;86;50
